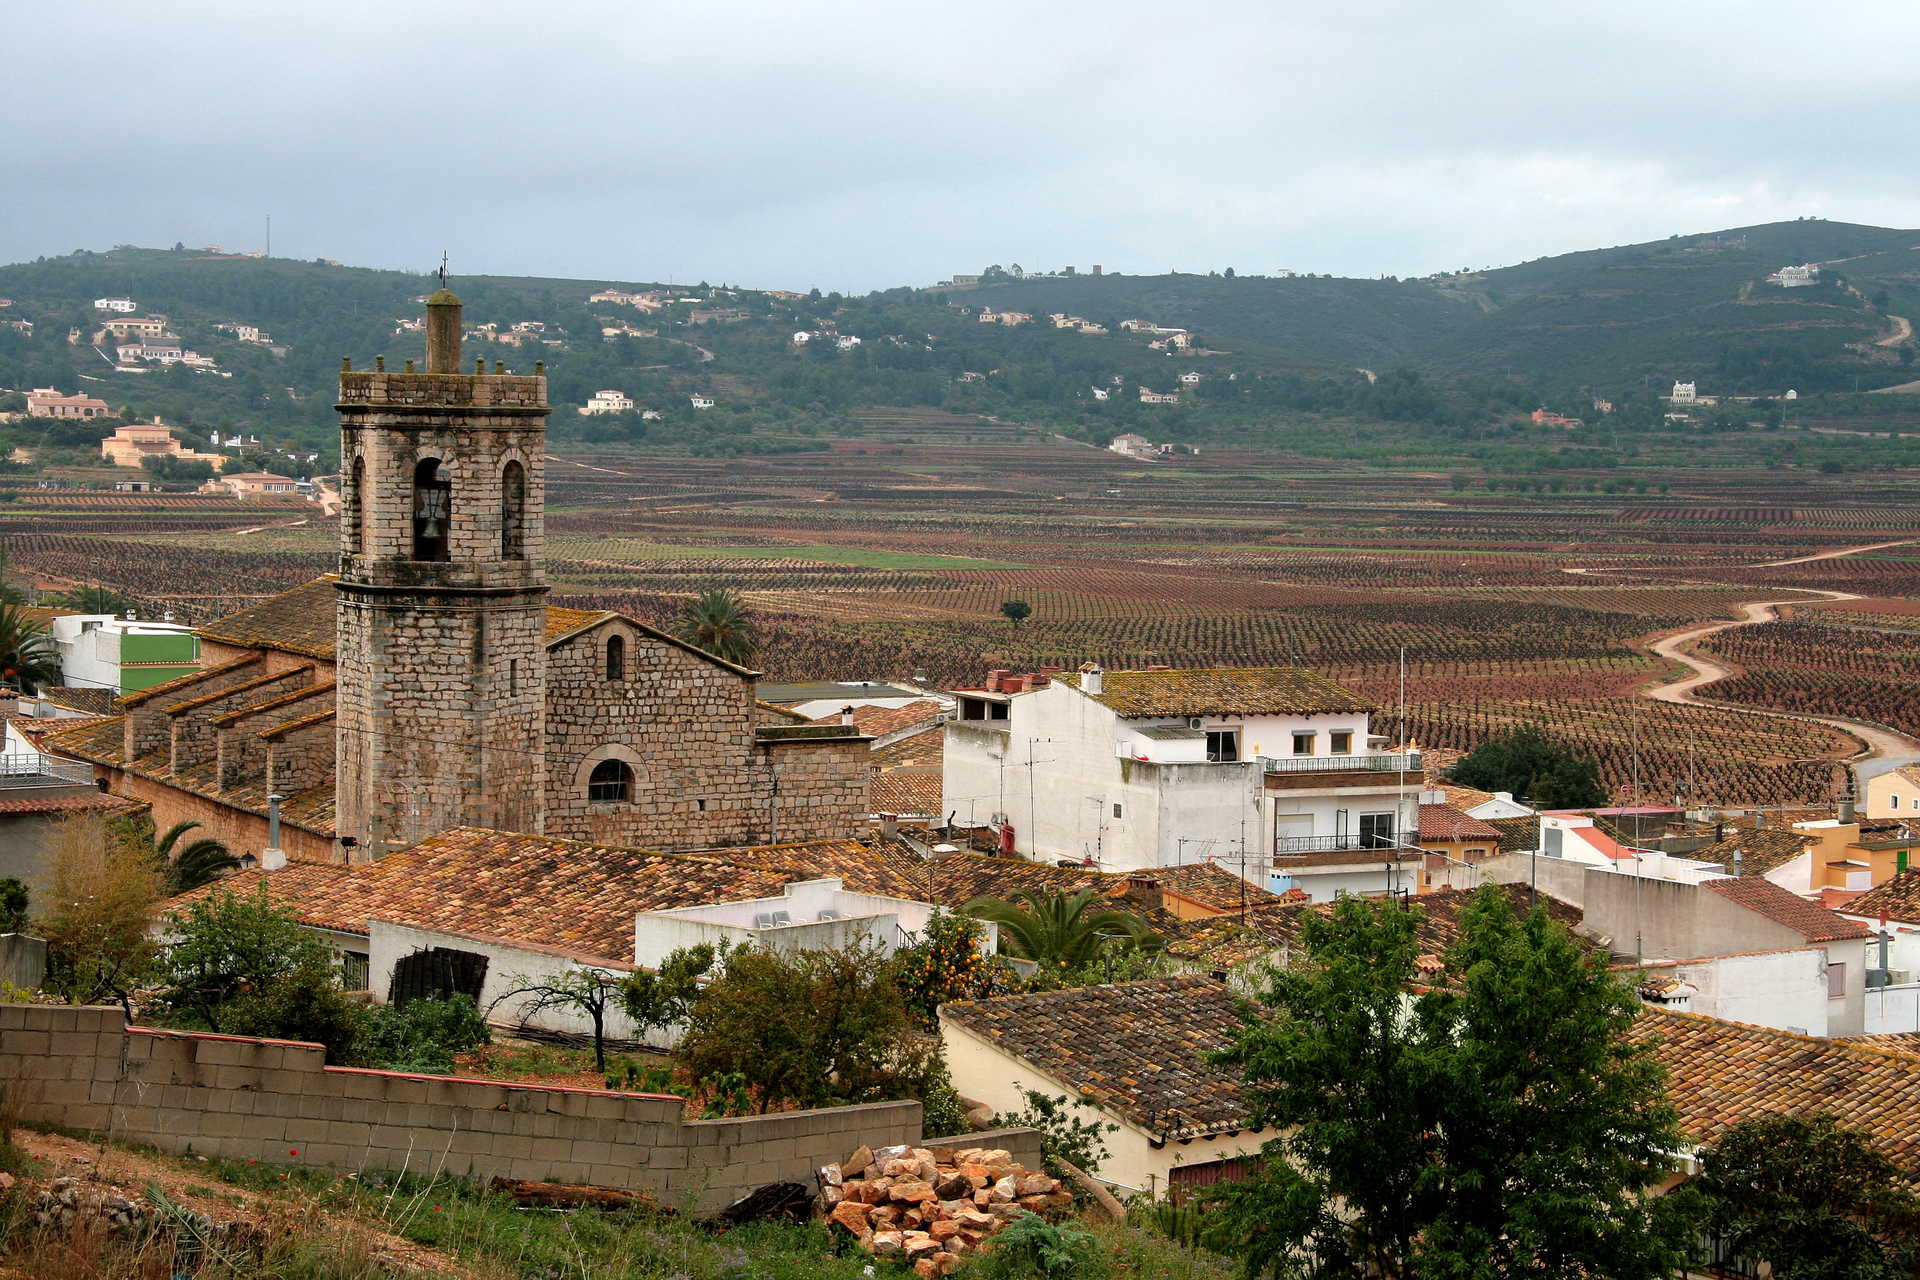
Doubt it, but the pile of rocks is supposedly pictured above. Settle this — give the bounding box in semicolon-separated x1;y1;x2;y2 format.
818;1142;1072;1278
31;1177;151;1236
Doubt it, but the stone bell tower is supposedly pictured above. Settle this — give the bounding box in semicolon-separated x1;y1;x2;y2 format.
334;287;548;853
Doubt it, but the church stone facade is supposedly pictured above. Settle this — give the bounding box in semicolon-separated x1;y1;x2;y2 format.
49;290;870;864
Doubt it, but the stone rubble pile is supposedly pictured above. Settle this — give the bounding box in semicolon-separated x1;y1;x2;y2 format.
817;1142;1072;1278
32;1177;153;1235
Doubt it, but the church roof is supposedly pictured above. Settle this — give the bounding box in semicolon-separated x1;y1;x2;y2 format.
192;577;759;676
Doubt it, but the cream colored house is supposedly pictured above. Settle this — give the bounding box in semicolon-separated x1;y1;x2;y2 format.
940;975;1272;1199
1864;766;1920;823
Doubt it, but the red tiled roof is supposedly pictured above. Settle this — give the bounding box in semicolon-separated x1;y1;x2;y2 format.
1064;666;1374;718
942;975;1252;1138
1700;876;1874;942
809;700;944;739
871;770;941;817
0;792;146;818
1417;803;1503;842
1843;868;1920;923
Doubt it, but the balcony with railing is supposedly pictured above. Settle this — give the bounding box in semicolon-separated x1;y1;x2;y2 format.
1272;833;1424;857
0;753;95;789
1261;751;1421;775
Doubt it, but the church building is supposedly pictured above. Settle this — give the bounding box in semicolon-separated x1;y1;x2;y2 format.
46;289;869;864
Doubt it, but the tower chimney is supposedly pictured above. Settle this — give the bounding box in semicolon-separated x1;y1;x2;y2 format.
425;288;462;374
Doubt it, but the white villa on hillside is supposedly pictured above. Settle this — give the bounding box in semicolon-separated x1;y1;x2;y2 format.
579;389;633;416
941;665;1423;893
1768;263;1819;287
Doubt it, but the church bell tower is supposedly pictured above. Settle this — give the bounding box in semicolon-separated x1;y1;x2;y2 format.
334;286;548;852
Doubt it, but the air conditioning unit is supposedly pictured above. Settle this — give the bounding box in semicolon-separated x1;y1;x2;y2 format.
1186;717;1204;730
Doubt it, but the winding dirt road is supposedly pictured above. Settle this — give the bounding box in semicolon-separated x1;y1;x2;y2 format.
1586;539;1920;781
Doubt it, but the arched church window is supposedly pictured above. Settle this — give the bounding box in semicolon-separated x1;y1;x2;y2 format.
587;758;633;804
605;634;625;681
411;457;452;562
346;456;366;554
501;460;526;559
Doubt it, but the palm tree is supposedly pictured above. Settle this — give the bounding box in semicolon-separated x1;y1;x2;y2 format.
674;588;758;666
0;603;60;693
156;821;241;893
50;584;134;615
962;888;1163;971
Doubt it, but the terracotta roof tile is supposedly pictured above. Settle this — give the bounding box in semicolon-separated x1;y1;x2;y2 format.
162;826;800;956
1699;877;1874;942
687;835;931;900
197;578;340;659
39;687;116;715
809;700;945;739
39;715;130;767
0;792;146;818
1064;666;1374;718
1165;884;1584;970
1484;815;1542;853
1695;828;1814;878
871;770;942;817
1418;804;1504;842
942;975;1252;1138
7;714;115;750
1845;868;1920;923
1629;1009;1920;1185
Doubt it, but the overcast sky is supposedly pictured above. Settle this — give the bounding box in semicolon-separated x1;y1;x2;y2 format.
10;1;1920;293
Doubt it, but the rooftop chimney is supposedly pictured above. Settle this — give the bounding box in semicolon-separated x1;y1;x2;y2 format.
1082;663;1104;695
1839;797;1857;822
879;812;899;840
261;792;288;871
424;288;462;374
840;705;856;726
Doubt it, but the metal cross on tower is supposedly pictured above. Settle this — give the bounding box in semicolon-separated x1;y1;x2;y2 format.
438;251;448;287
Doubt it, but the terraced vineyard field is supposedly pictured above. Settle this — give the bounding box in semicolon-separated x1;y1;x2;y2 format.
11;427;1920;804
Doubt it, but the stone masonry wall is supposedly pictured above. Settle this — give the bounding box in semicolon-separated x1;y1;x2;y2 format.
0;1006;1038;1213
761;734;873;842
106;769;337;865
545;620;770;849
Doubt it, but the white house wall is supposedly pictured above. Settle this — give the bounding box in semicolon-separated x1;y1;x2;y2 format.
1865;982;1920;1035
1639;948;1835;1036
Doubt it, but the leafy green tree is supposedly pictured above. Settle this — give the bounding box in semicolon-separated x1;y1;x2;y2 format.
153;820;240;893
0;603;60;693
40;814;163;1007
675;939;925;1112
987;1087;1118;1179
618;940;725;1044
999;599;1032;629
962;887;1163;974
673;587;758;665
1682;1114;1920;1279
1447;724;1608;807
889;910;1018;1030
1208;886;1689;1280
154;886;362;1059
0;877;27;933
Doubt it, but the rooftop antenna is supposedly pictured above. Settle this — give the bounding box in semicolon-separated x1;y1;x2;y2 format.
438;251;449;288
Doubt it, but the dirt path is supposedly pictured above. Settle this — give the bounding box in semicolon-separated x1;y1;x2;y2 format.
1567;540;1920;781
13;1129;478;1278
1877;313;1913;347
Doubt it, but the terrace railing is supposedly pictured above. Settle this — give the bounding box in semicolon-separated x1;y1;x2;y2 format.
1272;834;1424;856
1261;751;1422;775
0;753;95;788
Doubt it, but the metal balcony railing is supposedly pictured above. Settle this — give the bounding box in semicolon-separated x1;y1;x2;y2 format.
1272;834;1423;856
1261;751;1422;775
0;753;95;788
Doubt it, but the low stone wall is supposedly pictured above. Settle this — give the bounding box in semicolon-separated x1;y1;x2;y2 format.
0;1005;1038;1214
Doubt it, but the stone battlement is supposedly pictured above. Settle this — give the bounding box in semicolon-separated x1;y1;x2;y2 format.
338;371;546;412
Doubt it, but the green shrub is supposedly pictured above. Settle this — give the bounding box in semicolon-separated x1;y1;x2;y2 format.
974;1213;1108;1280
355;995;491;1074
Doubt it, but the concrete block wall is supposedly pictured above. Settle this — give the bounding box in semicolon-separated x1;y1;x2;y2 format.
0;1006;1039;1213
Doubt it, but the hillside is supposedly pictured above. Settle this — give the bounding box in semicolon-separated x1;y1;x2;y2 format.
936;271;1476;368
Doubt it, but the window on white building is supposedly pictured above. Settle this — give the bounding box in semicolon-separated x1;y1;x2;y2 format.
1827;961;1846;999
1360;812;1396;849
1330;731;1353;755
1292;731;1315;756
1206;729;1240;762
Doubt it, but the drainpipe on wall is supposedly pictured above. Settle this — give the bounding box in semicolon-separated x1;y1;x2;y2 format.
262;792;287;871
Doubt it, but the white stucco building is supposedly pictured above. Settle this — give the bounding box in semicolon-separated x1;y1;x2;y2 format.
579;389;634;416
941;666;1422;892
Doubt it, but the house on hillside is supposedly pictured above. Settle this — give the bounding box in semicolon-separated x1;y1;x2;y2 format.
942;665;1422;889
1137;388;1180;405
93;296;137;313
579;389;633;416
1108;433;1154;457
102;316;170;339
26;388;110;419
688;394;715;410
1864;766;1920;822
1767;263;1819;287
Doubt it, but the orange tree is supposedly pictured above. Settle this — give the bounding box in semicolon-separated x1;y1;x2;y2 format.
890;909;1021;1031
